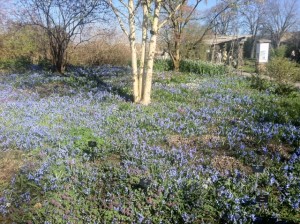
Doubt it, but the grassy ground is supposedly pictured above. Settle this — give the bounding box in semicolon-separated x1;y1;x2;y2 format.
241;59;256;74
0;67;299;223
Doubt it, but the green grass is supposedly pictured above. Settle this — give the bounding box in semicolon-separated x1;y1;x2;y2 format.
241;59;256;73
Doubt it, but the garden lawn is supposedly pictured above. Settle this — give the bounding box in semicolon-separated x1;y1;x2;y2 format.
0;66;299;223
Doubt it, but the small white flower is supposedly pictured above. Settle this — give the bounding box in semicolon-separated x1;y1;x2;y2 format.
206;178;212;184
203;184;208;189
6;203;11;208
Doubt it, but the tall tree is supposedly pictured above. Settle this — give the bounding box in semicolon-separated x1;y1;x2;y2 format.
109;0;185;105
206;0;240;36
239;0;265;58
17;0;108;73
0;0;11;31
160;0;202;71
263;0;299;48
186;0;241;53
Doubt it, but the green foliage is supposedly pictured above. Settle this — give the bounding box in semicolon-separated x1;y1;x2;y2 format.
70;127;106;160
181;43;209;61
253;93;300;127
70;127;105;149
0;56;32;72
153;59;173;71
250;74;269;91
265;57;298;85
153;59;228;75
242;59;256;73
0;25;47;69
270;46;287;58
250;74;298;96
294;64;300;82
180;59;228;75
277;96;300;126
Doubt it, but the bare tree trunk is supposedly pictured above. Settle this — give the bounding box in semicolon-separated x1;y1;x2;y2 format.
110;0;185;105
139;2;148;99
50;44;64;73
140;0;161;105
173;38;180;71
250;38;256;59
55;46;65;73
128;0;139;103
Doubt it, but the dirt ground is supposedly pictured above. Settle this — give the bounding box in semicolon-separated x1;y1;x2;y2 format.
0;150;25;196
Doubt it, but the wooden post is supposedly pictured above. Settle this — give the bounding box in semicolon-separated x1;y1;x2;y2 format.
237;39;245;68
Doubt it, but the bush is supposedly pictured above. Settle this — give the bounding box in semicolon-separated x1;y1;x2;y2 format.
250;74;270;91
255;94;300;126
265;57;298;85
68;37;131;66
250;74;297;96
153;59;173;71
153;59;228;75
270;45;287;58
179;59;228;75
0;56;32;72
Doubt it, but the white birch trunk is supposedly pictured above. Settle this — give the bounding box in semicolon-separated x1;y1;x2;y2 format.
128;0;139;103
139;2;148;99
140;0;161;105
110;0;184;105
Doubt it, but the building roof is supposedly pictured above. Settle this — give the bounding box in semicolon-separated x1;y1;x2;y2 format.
203;35;252;45
257;39;271;43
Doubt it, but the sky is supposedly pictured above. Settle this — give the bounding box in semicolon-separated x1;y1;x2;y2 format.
197;0;220;10
2;0;299;40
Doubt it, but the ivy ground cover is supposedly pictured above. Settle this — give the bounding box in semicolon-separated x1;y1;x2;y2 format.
0;67;299;223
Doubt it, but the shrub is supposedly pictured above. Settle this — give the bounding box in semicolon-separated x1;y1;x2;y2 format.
179;59;228;75
0;56;32;72
265;57;298;85
255;94;300;127
250;74;297;96
270;45;287;58
153;59;228;75
68;37;131;66
250;74;270;91
153;59;173;71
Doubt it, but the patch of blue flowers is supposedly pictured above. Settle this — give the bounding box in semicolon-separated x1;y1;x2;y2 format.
0;68;299;223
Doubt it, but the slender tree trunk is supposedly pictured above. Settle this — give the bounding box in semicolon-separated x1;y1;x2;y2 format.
56;46;64;73
128;0;139;102
55;57;63;73
173;39;181;71
140;0;161;105
139;2;148;99
250;38;256;59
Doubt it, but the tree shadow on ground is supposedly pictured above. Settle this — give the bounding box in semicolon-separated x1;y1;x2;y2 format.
2;65;134;101
60;65;134;101
92;75;133;102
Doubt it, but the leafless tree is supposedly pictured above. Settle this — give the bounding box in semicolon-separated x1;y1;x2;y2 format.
206;0;240;36
160;0;202;71
263;0;299;48
183;0;241;53
0;0;12;32
17;0;108;73
239;0;265;58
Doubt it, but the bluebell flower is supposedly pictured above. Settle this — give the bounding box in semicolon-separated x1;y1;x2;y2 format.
137;213;144;223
